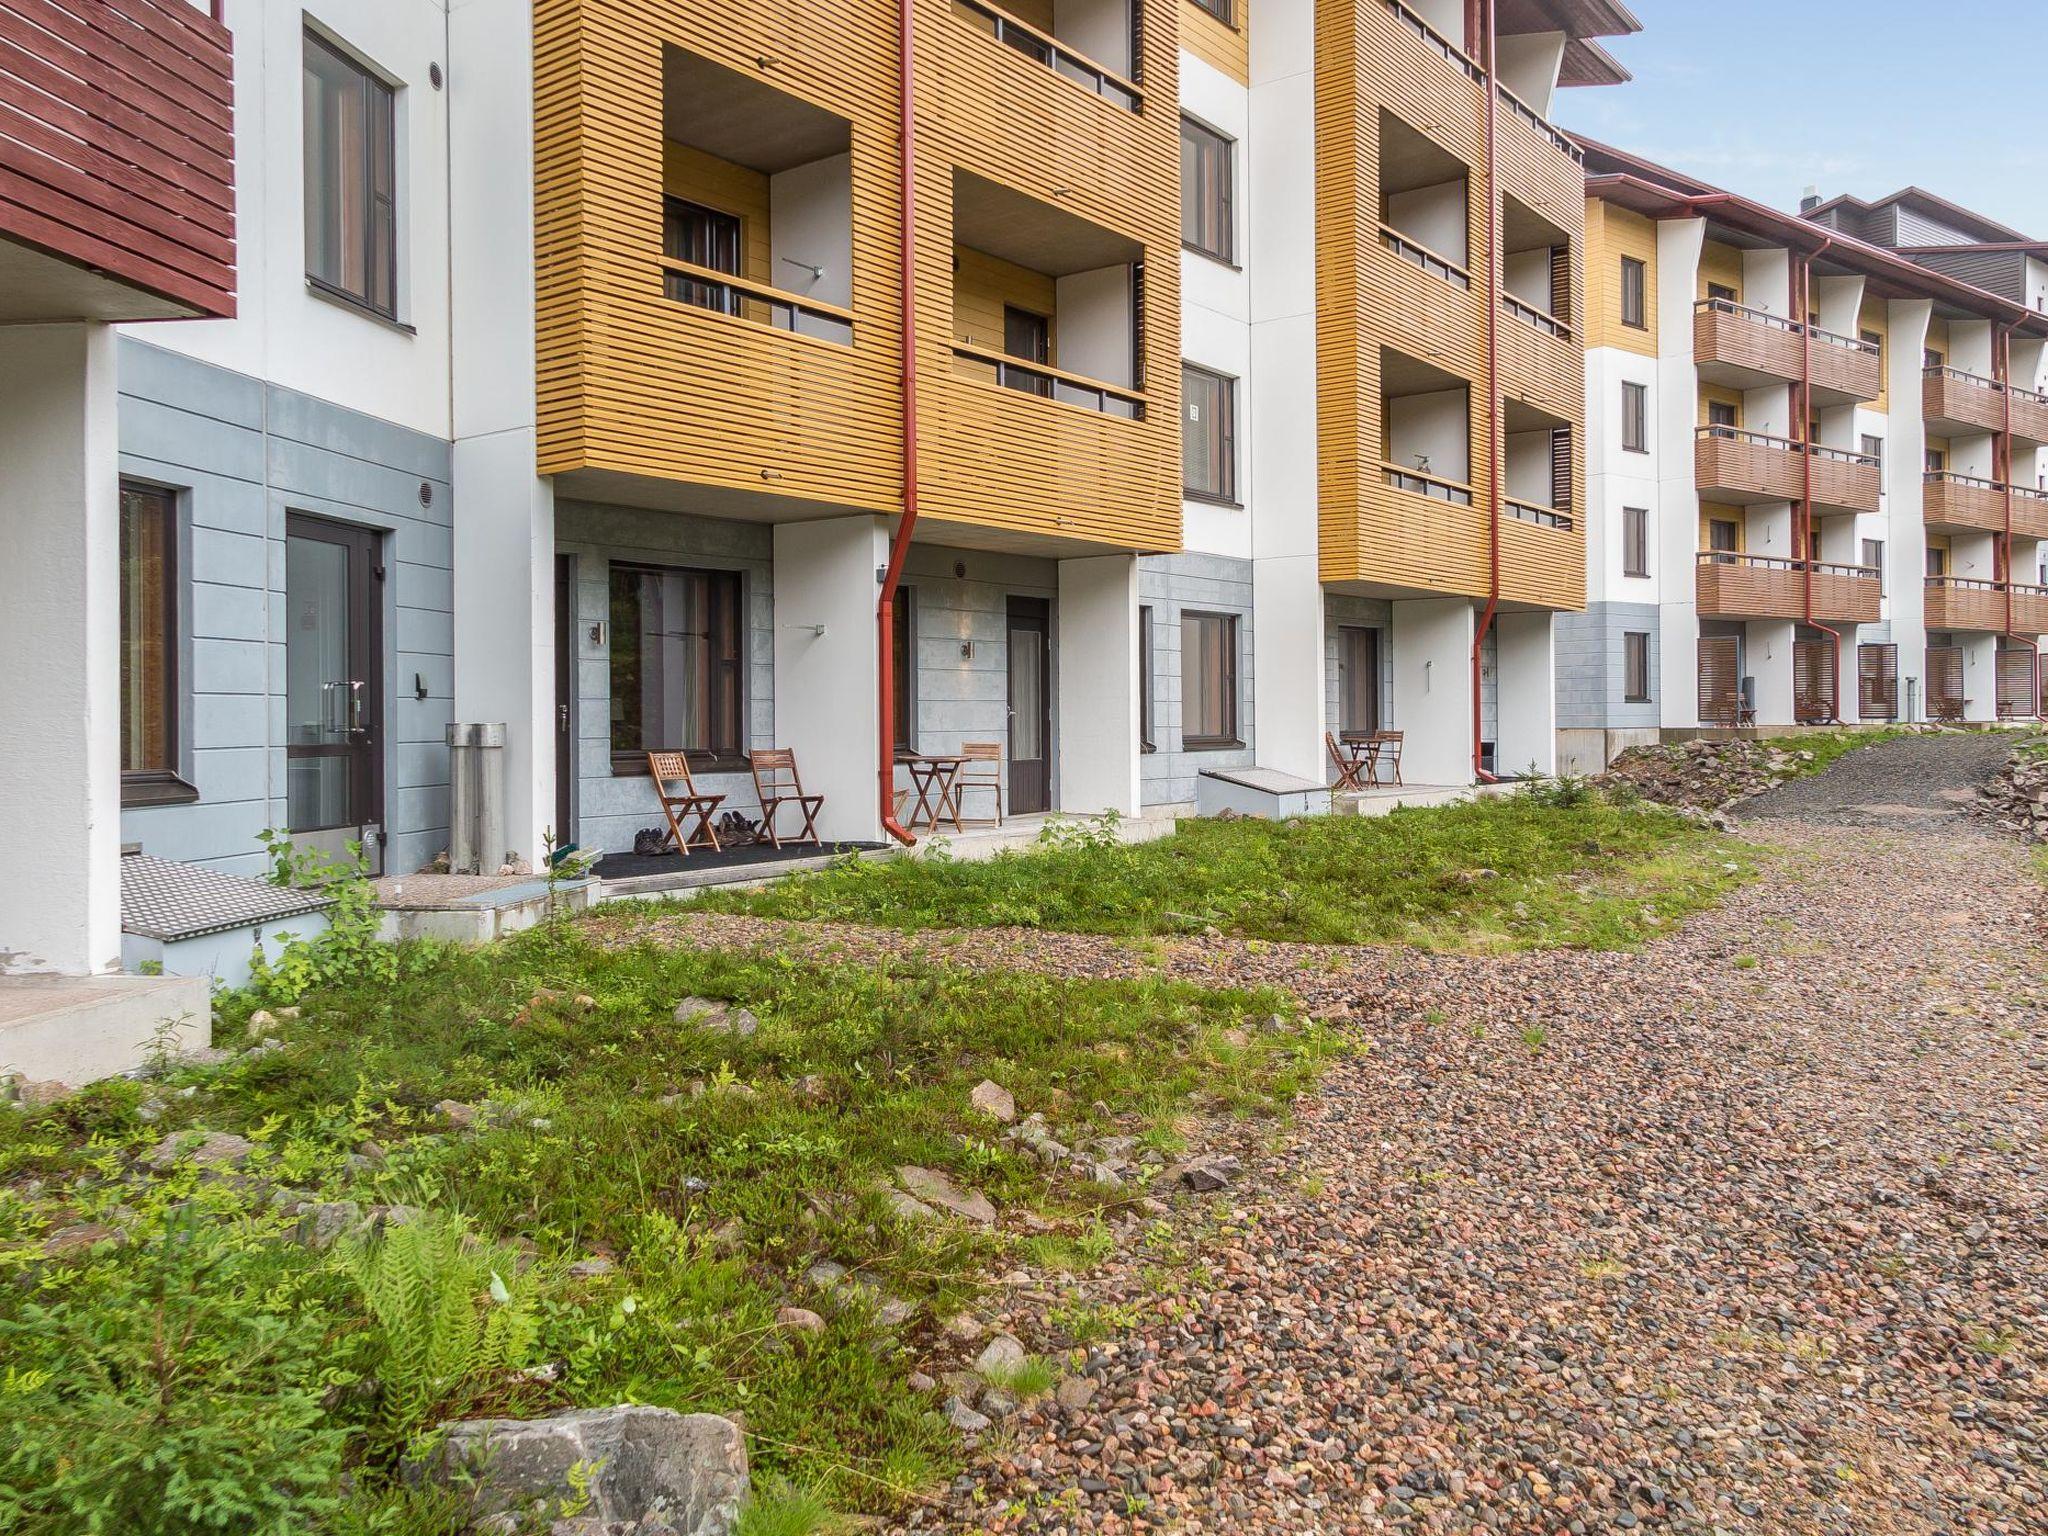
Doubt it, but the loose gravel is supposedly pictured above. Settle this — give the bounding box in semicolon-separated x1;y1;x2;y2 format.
1738;729;2023;828
598;742;2047;1535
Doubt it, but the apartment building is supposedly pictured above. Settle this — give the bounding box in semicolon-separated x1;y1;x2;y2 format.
1565;142;2048;770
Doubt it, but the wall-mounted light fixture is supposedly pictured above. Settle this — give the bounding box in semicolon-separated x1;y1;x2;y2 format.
780;257;826;282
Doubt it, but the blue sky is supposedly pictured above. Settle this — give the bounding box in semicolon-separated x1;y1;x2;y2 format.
1557;0;2048;237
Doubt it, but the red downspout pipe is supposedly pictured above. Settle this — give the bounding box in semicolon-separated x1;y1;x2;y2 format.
1995;323;2039;716
1795;241;1845;726
877;0;920;846
1470;0;1502;783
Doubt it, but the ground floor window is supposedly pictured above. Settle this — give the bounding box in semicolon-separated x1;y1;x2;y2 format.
893;586;916;756
1182;610;1240;749
119;481;188;803
1139;605;1156;753
1623;630;1651;702
609;562;744;770
1336;625;1380;734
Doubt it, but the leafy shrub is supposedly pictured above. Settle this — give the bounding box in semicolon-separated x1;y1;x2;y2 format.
248;831;399;1006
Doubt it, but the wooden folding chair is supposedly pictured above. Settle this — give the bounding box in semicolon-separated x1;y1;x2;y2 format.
949;742;1005;829
751;748;825;849
1367;731;1404;786
646;751;725;855
1326;732;1368;792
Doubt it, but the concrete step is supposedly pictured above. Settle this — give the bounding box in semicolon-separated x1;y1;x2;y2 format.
0;973;211;1087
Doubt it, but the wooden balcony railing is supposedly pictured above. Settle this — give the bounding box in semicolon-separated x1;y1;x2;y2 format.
952;0;1143;110
1695;425;1881;512
659;258;856;346
2012;381;2048;443
1505;496;1573;531
1494;82;1584;163
951;342;1147;419
1381;0;1484;83
1503;291;1572;340
1922;471;2009;533
1379;224;1472;291
1695;298;1879;399
1696;552;1880;623
1924;576;2010;633
1382;461;1475;506
1922;365;2008;435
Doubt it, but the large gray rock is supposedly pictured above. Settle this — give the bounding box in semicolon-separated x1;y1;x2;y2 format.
422;1405;747;1533
896;1165;996;1224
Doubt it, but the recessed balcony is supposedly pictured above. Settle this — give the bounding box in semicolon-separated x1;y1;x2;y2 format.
1503;399;1574;532
1694;299;1879;404
1696;552;1879;623
1376;109;1472;294
1695;426;1880;516
950;0;1142;112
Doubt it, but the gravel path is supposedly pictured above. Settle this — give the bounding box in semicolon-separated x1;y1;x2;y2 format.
1738;730;2023;828
597;757;2048;1535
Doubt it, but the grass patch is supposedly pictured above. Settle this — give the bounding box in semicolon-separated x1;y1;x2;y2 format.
685;792;1752;951
1750;727;1914;777
0;927;1333;1534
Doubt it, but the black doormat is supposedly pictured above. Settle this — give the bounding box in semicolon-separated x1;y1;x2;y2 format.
592;841;883;881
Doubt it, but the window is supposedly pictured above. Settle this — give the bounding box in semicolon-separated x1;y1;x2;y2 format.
1861;434;1884;468
1180;117;1234;263
1182;611;1240;748
119;482;190;805
1926;447;1947;474
1623;631;1651;703
609;564;745;770
663;197;743;312
1707;399;1738;431
1337;626;1380;735
1618;505;1649;577
1621;380;1648;452
1189;0;1234;23
1924;347;1946;369
1620;256;1647;329
1002;305;1052;396
1183;363;1238;502
1861;538;1885;579
303;30;396;318
1138;606;1156;754
893;588;916;756
1706;517;1740;562
1861;329;1883;365
1926;544;1948;578
1707;282;1738;304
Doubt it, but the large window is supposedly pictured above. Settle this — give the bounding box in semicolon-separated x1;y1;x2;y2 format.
1183;363;1238;503
1862;538;1885;579
120;482;188;804
1182;610;1240;749
1623;631;1651;703
609;564;745;770
303;30;396;318
1138;605;1156;754
1180;116;1234;263
663;197;742;312
1622;506;1649;578
1620;256;1647;329
1621;381;1648;453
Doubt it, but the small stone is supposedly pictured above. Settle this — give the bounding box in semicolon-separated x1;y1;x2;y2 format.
776;1306;826;1334
295;1200;362;1250
969;1079;1017;1123
805;1260;847;1289
875;1298;917;1328
945;1397;992;1434
943;1313;985;1342
896;1165;997;1224
1167;1155;1241;1193
245;1008;276;1038
1056;1374;1099;1410
979;1388;1018;1419
976;1334;1027;1378
436;1099;480;1130
906;1371;937;1393
148;1129;254;1171
42;1222;123;1258
567;1256;617;1279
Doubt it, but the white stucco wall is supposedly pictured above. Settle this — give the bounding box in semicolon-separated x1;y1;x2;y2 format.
773;517;889;843
1056;555;1141;816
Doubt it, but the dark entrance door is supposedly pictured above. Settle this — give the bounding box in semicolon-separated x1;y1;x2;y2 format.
554;554;576;852
285;514;383;873
1006;596;1052;814
1336;626;1380;734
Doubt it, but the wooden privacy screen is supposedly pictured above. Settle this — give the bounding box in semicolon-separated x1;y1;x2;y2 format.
1926;646;1965;721
1857;642;1898;721
1697;635;1739;726
1793;637;1837;724
1996;648;2037;720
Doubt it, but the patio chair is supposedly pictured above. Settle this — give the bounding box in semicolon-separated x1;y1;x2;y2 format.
949;742;1005;829
646;751;725;856
750;748;825;849
1366;730;1404;786
1325;731;1368;792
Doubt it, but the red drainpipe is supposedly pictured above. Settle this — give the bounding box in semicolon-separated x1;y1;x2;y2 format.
1469;0;1501;783
876;0;920;846
1995;323;2039;714
1795;242;1845;726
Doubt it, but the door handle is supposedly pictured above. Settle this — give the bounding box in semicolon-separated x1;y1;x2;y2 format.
347;679;365;731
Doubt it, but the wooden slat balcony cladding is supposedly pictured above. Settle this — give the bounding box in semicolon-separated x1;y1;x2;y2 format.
2013;584;2048;635
2016;486;2048;540
1921;472;2010;535
0;0;235;317
1922;366;2006;436
2010;383;2048;446
950;0;1142;111
1923;577;2009;633
1315;0;1585;613
919;0;1181;547
1695;553;1880;624
1693;426;1881;515
1806;324;1882;403
1692;299;1879;402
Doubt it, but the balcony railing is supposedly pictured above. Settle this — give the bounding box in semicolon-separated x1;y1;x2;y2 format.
1381;0;1484;82
953;0;1142;111
1382;461;1475;506
951;342;1147;419
1922;471;2009;534
1494;82;1584;164
1924;575;2010;633
1378;224;1472;290
1696;551;1881;623
1505;496;1573;531
659;258;855;346
1503;291;1571;340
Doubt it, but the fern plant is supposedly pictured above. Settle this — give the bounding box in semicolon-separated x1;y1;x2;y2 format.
345;1212;543;1436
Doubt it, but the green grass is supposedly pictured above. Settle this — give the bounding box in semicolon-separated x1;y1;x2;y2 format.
682;792;1753;952
0;927;1333;1534
1752;727;1913;777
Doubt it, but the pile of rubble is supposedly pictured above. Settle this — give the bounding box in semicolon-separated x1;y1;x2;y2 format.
1600;738;1817;813
1966;746;2048;841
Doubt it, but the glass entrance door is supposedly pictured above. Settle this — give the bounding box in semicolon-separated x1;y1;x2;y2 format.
285;515;383;873
1006;597;1051;815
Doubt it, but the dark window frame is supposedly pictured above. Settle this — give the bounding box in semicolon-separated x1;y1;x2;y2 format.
1181;609;1242;750
1180;115;1235;264
119;480;197;807
1189;0;1235;25
1623;631;1651;703
1619;255;1647;329
1621;379;1649;453
303;28;398;321
607;561;748;775
1138;605;1156;754
1182;362;1239;504
1861;537;1885;580
1622;505;1649;578
893;586;917;758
